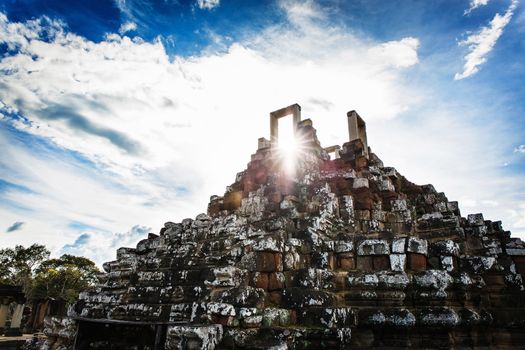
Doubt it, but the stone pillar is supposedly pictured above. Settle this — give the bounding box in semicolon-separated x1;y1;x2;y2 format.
347;110;369;158
0;303;8;333
269;104;301;147
5;303;24;336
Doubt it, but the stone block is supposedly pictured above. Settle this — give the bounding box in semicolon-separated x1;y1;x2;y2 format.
390;254;406;272
256;252;276;272
268;272;285;291
338;255;355;271
223;191;243;210
373;255;390;270
467;213;484;226
407;237;428;255
407;253;427;272
356;256;374;272
392;237;406;253
357;239;390;255
252;272;268;290
440;256;454;272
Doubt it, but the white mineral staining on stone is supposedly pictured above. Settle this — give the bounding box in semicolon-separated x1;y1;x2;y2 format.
505;273;524;290
252;236;283;252
240;188;269;221
418;307;459;327
353;177;369;189
165;325;223;350
262;308;291;327
137;271;165;282
335;240;354;253
365;309;416;327
440;256;454;271
420;212;443;221
206;302;236;317
377;271;410;289
357;240;390;255
467;213;484;226
239;307;258;318
407;237;428;255
348;273;379;288
466;256;496;273
378;177;395;192
392;237;406;253
413;270;453;292
431;240;460;256
390;254;406;272
205;266;244;287
319;308;352;328
391;199;407;211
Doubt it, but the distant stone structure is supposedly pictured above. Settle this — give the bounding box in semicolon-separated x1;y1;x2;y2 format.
31;104;525;349
0;285;26;337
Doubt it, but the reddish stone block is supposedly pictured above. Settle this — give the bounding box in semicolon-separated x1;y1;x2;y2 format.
355;156;368;170
223;191;243;210
483;273;505;286
254;168;268;184
252;272;269;290
407;253;427;271
356;256;374;272
268;273;284;291
207;202;222;216
338;255;354;271
268;291;282;305
256;252;277;272
243;177;256;192
513;256;525;275
269;192;282;204
373;255;390;270
274;253;284;272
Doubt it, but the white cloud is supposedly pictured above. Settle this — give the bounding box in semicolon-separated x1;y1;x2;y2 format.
455;0;518;80
0;1;524;265
118;21;137;35
515;145;525;153
62;225;151;264
196;0;220;10
464;0;490;15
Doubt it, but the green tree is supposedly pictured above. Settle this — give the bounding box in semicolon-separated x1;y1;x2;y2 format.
33;254;100;303
0;244;50;296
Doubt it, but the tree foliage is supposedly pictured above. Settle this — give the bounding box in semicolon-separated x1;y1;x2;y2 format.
0;245;99;303
33;254;100;303
0;244;50;296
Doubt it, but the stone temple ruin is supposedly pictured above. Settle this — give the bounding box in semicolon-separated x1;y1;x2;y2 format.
33;104;525;349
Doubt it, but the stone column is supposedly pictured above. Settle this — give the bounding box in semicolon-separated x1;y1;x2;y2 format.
347;110;369;158
0;303;8;333
5;303;24;336
269;104;301;147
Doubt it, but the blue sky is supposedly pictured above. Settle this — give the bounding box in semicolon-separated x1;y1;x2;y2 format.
0;0;524;265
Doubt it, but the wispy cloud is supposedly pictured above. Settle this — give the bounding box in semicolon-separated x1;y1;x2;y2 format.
455;0;518;80
62;225;150;264
196;0;220;11
6;221;25;233
118;21;137;35
464;0;490;15
515;145;525;153
0;0;524;264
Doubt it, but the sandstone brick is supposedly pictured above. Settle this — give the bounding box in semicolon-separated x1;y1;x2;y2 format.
408;253;427;271
356;256;374;272
223;191;243;210
256;252;278;272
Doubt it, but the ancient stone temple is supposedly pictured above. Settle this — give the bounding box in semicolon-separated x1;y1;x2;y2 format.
35;104;525;349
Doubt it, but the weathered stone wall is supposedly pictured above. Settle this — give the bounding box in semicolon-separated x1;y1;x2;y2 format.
35;115;525;349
